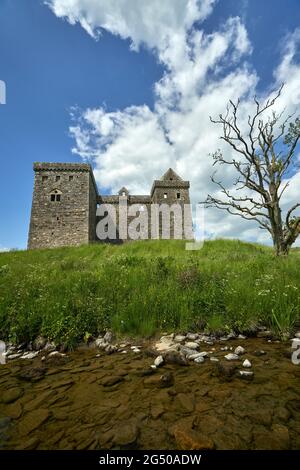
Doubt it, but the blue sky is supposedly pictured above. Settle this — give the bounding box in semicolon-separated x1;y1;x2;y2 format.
0;0;300;249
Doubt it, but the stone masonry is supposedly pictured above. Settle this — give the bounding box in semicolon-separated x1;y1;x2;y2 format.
28;163;192;249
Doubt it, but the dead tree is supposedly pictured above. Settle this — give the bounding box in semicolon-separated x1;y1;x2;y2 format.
203;85;300;255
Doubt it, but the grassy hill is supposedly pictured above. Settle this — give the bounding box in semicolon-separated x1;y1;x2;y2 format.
0;239;299;348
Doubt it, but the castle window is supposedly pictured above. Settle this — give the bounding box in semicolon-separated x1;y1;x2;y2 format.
50;190;62;202
69;175;73;181
164;193;167;199
42;176;48;182
177;192;180;199
56;176;61;182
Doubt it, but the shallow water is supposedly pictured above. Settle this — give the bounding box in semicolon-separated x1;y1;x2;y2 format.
0;338;299;450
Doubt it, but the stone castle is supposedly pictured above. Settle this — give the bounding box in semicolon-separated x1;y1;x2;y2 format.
28;162;192;249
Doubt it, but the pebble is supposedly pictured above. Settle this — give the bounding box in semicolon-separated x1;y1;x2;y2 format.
132;348;141;353
154;355;164;367
120;350;127;354
48;351;65;357
225;353;239;361
242;359;252;368
184;342;199;350
186;333;198;341
238;334;246;339
254;350;266;356
174;335;186;343
150;365;157;370
239;370;253;378
234;346;245;355
210;357;219;362
7;353;22;360
194;356;205;364
21;351;39;360
295;332;300;339
221;346;228;351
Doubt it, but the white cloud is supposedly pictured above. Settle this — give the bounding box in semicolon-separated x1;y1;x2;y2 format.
47;0;300;246
0;246;9;253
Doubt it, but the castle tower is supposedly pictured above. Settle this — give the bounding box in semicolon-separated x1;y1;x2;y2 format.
28;162;98;249
150;168;192;239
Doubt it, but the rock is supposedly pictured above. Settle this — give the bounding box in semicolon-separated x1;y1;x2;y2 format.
154;355;164;367
105;344;118;354
104;331;114;343
220;336;229;341
17;367;45;382
18;409;49;436
239;370;254;380
155;336;178;353
120;350;127;354
48;351;66;358
132;348;141;353
238;334;246;339
242;359;251;368
177;393;195;412
151;404;165;419
113;421;138;446
234;346;245;355
173;427;214;450
163;351;188;366
187;352;205;360
295;332;300;339
186;333;198;341
33;336;47;351
220;346;228;351
180;346;199;357
184;341;199;350
150;365;156;370
101;376;124;387
6;401;23;419
253;424;289;450
274;407;291;423
7;353;22;360
257;330;272;338
210;357;219;362
225;353;239;361
21;351;39;360
2;387;24;404
194;356;204;364
291;338;300;346
135;368;156;377
95;338;106;348
16;437;40;450
174;335;186;343
44;341;56;352
159;371;174;388
254;350;266;356
214;362;237;380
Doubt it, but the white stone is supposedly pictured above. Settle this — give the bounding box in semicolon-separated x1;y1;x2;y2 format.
132;348;141;353
154;355;164;367
194;356;205;364
121;350;127;354
291;338;300;346
239;370;253;377
238;334;246;339
48;351;65;357
210;357;219;362
234;346;245;355
174;335;186;343
150;365;157;370
242;359;252;368
7;353;22;360
187;352;204;360
184;342;199;350
295;332;300;339
225;353;239;361
221;346;228;351
21;351;39;359
186;333;198;341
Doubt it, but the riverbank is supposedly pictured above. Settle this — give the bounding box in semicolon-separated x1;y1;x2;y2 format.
0;332;299;450
1;239;300;349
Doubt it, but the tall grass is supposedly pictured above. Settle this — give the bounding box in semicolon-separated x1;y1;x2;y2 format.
0;239;299;348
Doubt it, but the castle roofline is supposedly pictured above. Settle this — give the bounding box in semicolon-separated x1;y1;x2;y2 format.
33;162;99;195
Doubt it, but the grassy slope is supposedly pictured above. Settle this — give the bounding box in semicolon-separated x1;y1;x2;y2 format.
0;239;299;348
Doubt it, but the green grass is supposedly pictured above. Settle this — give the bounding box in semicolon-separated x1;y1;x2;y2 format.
0;239;299;348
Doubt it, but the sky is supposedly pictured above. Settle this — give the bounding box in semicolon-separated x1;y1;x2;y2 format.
0;0;300;250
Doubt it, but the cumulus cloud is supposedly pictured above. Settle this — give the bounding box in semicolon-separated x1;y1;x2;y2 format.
46;0;300;245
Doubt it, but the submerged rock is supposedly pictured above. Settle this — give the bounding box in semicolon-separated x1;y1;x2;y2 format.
239;370;254;380
163;351;188;366
194;356;205;364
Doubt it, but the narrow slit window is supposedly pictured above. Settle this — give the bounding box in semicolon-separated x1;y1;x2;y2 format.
69;175;73;181
177;192;180;199
56;176;61;182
